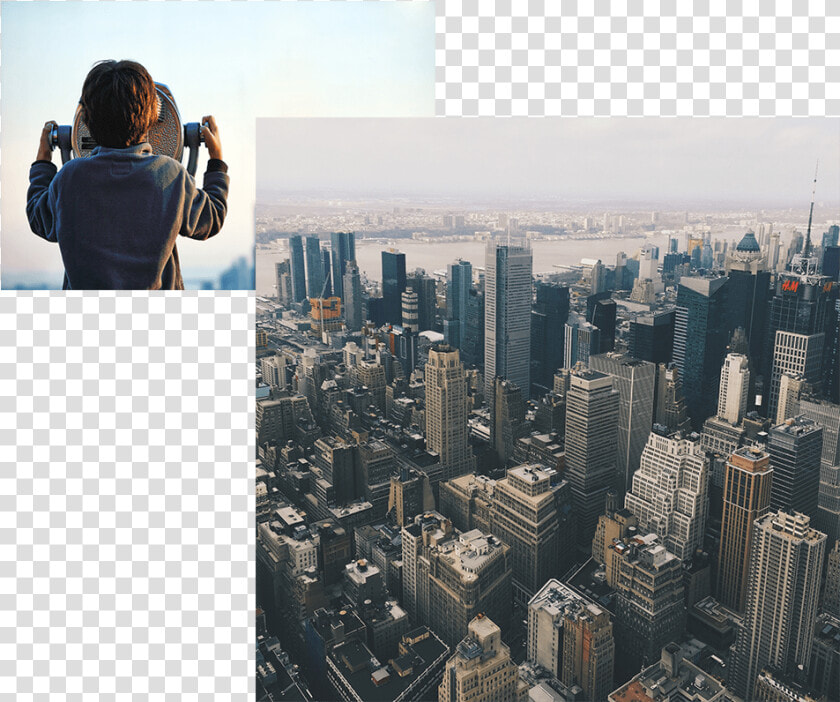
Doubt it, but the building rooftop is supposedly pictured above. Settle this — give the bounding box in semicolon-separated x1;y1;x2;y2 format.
609;644;726;702
328;626;448;702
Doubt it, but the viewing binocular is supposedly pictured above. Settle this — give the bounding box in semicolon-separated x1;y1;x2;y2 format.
49;83;206;176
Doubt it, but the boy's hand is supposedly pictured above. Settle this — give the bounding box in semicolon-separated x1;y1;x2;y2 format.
37;121;57;162
201;116;223;161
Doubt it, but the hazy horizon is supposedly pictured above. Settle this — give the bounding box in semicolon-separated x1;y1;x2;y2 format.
257;118;840;210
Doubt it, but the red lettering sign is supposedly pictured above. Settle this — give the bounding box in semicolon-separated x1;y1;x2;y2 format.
781;279;800;293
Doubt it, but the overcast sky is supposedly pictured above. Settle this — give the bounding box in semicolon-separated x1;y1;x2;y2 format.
257;118;840;210
1;1;433;284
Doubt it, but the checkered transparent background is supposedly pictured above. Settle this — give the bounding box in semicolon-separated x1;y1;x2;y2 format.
4;0;840;700
2;292;253;701
436;0;840;116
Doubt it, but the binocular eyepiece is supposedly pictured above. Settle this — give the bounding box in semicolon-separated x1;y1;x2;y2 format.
49;83;206;176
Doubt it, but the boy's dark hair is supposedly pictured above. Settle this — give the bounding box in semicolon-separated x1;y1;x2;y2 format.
80;60;158;148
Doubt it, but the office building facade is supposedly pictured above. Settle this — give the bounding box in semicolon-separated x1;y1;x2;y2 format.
564;368;620;553
716;446;773;612
733;511;826;700
484;242;533;400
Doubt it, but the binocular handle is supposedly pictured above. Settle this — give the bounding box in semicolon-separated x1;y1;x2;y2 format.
183;122;205;177
49;124;73;164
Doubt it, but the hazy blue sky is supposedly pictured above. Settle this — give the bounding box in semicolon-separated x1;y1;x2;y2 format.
257;117;840;209
1;1;434;285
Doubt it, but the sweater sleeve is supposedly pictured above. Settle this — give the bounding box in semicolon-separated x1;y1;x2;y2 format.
179;167;230;241
26;161;59;242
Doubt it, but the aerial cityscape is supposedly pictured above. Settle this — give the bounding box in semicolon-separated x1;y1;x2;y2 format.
255;120;840;702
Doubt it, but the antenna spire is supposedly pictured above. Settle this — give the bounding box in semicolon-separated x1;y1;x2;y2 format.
803;161;818;258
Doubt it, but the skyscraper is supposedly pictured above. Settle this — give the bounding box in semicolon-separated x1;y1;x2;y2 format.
446;260;472;350
401;289;419;331
407;271;437;332
490;378;526;467
330;232;355;301
589;352;656;493
768;415;823;521
716;446;772;613
425;345;476;481
463;288;485;370
563;314;601;370
489;465;563;602
415;526;512;649
275;260;292;303
733;510;826;700
764;260;836;408
304;235;324;298
288;235;307;302
382;249;407;326
531;282;570;395
564;368;620;553
628;309;675;364
321;248;333;297
718;353;750;425
613;536;686;678
673;276;732;428
767;331;825;421
485;242;533;400
724;231;771;377
587;295;617;353
527;579;615;702
342;261;363;332
654;363;692;433
624;427;709;561
438;614;520;702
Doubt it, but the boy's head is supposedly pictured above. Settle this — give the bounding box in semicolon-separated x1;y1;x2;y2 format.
80;60;158;148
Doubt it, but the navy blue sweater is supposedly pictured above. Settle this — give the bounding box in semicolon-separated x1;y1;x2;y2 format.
27;143;229;290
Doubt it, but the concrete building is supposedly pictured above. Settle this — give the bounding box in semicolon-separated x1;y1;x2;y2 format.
613;535;686;678
564;367;620;553
799;397;840;469
446;260;472;352
768;416;823;522
256;394;315;446
425;345;476;481
438;614;520;702
624;428;709;562
343;261;363;332
823;539;840;619
485;242;533;400
527;579;615;702
589;352;656;495
718;353;750;425
608;643;727;702
288;234;307;302
716;445;773;613
388;468;434;527
768;331;825;422
304;235;324;299
655;363;692;434
330;231;355;302
733;511;827;700
807;613;840;701
401;289;419;331
489;465;565;602
439;468;574;601
491;377;527;467
401;513;512;649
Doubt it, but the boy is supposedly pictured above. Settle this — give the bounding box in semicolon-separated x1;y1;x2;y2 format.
26;60;229;290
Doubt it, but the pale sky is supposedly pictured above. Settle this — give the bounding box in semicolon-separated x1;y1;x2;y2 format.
1;1;435;287
256;117;840;210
